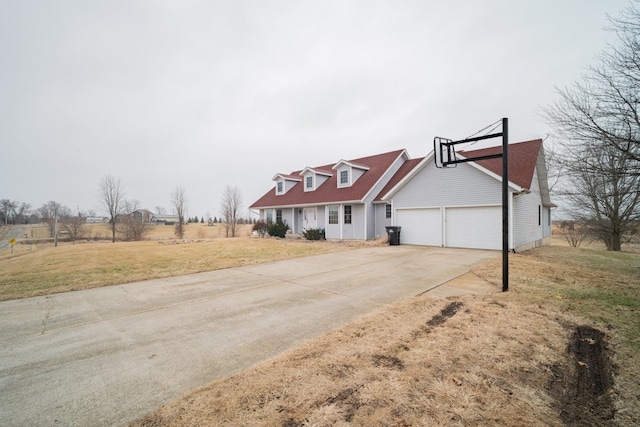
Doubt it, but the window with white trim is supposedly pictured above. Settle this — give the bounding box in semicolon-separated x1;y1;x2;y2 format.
344;205;352;224
277;181;283;193
386;204;391;219
340;170;349;184
328;205;339;224
306;176;313;189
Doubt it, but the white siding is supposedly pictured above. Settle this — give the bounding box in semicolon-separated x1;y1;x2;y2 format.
342;204;365;239
280;208;295;230
393;162;502;209
513;166;543;249
317;206;326;229
374;204;391;238
284;179;298;193
363;152;407;239
352;168;366;183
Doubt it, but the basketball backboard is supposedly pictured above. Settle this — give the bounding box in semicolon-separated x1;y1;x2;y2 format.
434;136;456;168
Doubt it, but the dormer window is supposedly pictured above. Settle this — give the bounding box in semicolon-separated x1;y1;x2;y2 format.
340;170;349;185
333;159;370;188
302;167;332;192
272;173;301;195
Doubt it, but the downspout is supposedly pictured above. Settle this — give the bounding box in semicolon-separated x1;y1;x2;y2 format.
509;191;514;251
363;203;367;240
339;204;344;240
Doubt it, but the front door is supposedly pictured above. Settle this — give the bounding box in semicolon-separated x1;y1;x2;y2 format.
303;207;317;230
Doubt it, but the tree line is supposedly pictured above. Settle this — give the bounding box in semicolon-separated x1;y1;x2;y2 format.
2;176;248;243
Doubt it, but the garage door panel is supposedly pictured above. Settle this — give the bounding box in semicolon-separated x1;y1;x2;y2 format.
446;206;501;250
396;208;441;246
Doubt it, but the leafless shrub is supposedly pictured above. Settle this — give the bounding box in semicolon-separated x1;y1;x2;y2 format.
559;220;591;248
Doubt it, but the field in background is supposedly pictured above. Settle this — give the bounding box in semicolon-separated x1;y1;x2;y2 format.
18;222;255;242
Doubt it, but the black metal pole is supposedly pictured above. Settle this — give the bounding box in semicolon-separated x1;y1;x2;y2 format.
502;118;509;291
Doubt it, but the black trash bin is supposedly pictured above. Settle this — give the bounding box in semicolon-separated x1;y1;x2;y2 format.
385;226;401;245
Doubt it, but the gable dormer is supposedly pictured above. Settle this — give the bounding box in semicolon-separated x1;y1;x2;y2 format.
301;167;332;192
332;160;370;188
272;173;301;195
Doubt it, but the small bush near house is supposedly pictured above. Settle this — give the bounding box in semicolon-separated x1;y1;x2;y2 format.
253;220;268;237
267;221;289;238
302;228;325;240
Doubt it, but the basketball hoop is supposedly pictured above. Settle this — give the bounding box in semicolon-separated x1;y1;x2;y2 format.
434;137;456;168
432;118;510;292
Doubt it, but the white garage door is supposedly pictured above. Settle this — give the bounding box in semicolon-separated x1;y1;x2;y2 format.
445;206;501;250
396;208;442;246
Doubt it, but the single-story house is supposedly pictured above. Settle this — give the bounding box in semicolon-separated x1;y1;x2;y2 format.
251;149;410;240
250;139;554;251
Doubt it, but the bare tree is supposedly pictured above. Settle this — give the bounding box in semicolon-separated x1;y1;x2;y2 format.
98;175;125;243
119;200;151;241
545;4;640;164
16;202;31;224
170;186;188;239
60;210;87;243
38;201;67;237
544;3;640;251
220;185;243;237
0;199;16;225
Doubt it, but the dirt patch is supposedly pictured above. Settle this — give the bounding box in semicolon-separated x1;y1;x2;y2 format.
371;354;405;370
549;325;616;426
426;301;463;327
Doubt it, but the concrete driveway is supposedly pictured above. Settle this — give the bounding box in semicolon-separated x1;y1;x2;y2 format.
0;245;498;426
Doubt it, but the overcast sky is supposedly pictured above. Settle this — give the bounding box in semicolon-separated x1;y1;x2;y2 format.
0;0;630;219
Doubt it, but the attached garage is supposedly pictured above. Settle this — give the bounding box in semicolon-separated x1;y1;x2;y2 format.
396;208;442;246
395;206;501;250
375;138;554;251
445;206;501;250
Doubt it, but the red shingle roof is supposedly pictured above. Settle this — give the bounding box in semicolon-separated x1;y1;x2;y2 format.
250;149;406;208
374;157;424;202
459;139;542;190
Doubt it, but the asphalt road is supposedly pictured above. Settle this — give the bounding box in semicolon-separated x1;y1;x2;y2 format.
0;225;27;251
0;245;497;426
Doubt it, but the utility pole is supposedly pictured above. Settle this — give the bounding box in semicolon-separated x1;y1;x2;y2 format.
54;207;58;248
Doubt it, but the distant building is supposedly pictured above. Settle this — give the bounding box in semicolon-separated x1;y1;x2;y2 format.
86;216;109;224
131;209;154;224
151;214;180;224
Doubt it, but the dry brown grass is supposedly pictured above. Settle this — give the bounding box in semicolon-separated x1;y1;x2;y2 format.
132;296;573;427
129;243;640;427
0;232;352;302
